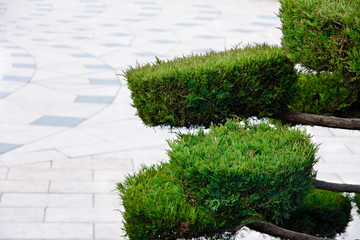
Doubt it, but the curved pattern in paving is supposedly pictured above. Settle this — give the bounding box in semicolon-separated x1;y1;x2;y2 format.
0;0;359;239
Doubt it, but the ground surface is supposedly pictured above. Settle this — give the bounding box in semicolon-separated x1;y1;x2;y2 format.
0;0;359;239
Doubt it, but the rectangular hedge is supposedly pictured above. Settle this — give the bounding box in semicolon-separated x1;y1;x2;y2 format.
125;44;297;128
279;0;360;82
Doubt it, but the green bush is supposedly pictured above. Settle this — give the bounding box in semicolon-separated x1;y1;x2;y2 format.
279;189;352;238
118;163;239;240
289;73;359;115
279;0;360;82
168;119;318;224
355;193;360;214
125;44;297;128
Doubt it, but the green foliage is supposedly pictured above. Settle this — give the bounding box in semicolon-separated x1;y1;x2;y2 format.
118;163;239;240
125;44;297;128
168;119;318;224
279;189;352;238
289;73;359;115
279;0;360;82
355;193;360;214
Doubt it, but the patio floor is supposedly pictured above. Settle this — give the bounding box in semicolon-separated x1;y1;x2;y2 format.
0;0;359;239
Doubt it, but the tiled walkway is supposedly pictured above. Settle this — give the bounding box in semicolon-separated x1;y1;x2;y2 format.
0;0;359;239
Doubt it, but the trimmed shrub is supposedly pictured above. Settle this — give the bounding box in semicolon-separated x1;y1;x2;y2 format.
168;119;318;224
289;73;359;115
118;163;238;240
125;44;297;128
279;189;352;238
355;193;360;214
279;0;360;82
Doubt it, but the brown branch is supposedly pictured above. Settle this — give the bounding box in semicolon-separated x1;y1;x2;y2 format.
246;221;325;240
276;111;360;130
166;222;324;240
314;179;360;193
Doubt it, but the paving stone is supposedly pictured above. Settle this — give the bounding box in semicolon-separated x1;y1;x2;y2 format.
0;168;7;179
94;194;121;208
52;157;133;170
0;223;92;238
46;207;121;222
93;170;130;181
0;180;49;193
0;193;92;207
50;181;116;193
0;207;44;222
7;168;92;181
95;223;125;239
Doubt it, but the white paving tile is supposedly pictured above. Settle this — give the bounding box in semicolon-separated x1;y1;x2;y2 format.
94;193;121;208
7;168;92;181
0;223;93;239
0;180;49;193
49;181;116;193
0;168;8;180
52;157;133;170
95;222;125;239
45;207;121;222
0;193;92;207
0;207;45;222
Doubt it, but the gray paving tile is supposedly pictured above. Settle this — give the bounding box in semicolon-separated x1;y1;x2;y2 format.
11;53;32;57
252;22;276;26
52;45;71;48
2;75;31;82
0;92;10;98
70;53;93;58
0;143;22;154
102;43;125;47
12;63;36;69
89;78;119;85
30;115;86;127
75;95;115;104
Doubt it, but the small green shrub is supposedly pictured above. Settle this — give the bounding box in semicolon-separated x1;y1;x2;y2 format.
279;189;352;238
168;119;318;224
125;44;297;128
118;163;236;240
289;73;359;115
355;193;360;214
279;0;360;82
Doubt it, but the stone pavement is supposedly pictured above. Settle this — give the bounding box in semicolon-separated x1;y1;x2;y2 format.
0;0;359;239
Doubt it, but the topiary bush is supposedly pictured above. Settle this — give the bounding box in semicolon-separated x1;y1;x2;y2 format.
279;189;352;238
289;73;359;115
355;193;360;214
279;0;360;83
167;119;318;224
118;120;355;239
125;44;297;128
118;163;239;240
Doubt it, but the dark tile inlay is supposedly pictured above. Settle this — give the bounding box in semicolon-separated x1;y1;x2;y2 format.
102;43;125;47
175;23;196;27
71;53;93;58
252;22;275;27
2;75;31;82
30;115;86;127
0;92;10;98
75;95;115;104
89;78;120;85
231;29;253;33
197;35;220;39
11;53;32;57
12;63;36;69
0;143;22;154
